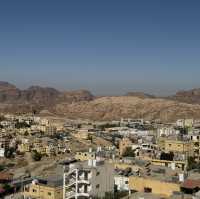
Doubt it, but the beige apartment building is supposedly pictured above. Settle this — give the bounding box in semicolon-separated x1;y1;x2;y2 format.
18;143;31;153
164;139;192;155
158;136;200;162
190;134;200;160
75;151;96;161
129;176;180;197
23;180;63;199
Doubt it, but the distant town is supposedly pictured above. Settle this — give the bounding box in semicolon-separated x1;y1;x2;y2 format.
2;0;200;198
0;113;200;199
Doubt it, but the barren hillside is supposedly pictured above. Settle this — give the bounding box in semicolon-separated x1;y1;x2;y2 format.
1;81;200;122
54;96;200;122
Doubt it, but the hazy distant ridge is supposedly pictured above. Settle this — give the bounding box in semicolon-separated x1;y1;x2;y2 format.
1;81;200;121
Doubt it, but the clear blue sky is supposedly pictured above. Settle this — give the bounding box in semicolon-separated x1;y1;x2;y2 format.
0;0;200;95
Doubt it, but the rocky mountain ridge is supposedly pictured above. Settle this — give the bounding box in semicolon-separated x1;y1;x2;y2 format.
169;88;200;105
1;81;200;121
0;81;94;105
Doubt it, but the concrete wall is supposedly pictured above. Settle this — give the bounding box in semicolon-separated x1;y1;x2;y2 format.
90;163;114;198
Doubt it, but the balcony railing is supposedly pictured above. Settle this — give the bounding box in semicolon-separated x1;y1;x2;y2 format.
65;179;76;188
65;191;76;199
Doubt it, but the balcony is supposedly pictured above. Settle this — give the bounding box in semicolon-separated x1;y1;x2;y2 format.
88;172;92;179
77;192;90;197
65;179;76;188
79;173;86;180
65;190;90;199
67;168;78;176
65;191;76;199
77;179;90;184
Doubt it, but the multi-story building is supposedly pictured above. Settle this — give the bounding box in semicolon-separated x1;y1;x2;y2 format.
164;139;192;156
190;134;200;160
176;119;194;128
46;125;57;135
157;127;179;137
45;144;57;156
0;133;10;151
150;159;186;171
129;176;180;197
159;134;200;161
74;129;91;140
18;143;31;153
114;175;129;191
63;159;114;199
32;139;46;155
75;151;96;161
40;118;50;126
17;138;32;153
23;179;63;199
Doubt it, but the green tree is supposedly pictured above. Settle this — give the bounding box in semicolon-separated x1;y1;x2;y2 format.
0;164;5;171
187;156;200;171
3;184;14;194
32;150;42;161
0;115;5;122
24;131;29;136
122;147;135;157
15;121;30;129
5;148;15;159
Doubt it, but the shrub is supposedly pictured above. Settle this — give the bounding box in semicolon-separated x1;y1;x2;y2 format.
122;147;135;157
32;150;42;161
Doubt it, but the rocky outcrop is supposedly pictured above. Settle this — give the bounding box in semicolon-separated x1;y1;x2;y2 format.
169;88;200;104
0;81;94;113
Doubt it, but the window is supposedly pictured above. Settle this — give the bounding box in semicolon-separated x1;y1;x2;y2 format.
96;171;100;176
96;184;100;189
32;189;37;192
48;192;52;196
144;187;152;193
125;181;128;184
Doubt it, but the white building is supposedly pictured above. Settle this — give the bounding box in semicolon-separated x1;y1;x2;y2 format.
158;127;179;136
140;143;157;152
114;176;129;191
63;159;114;199
0;148;5;157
